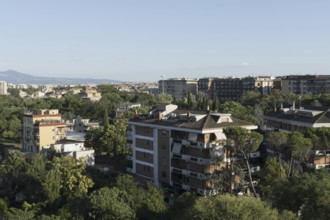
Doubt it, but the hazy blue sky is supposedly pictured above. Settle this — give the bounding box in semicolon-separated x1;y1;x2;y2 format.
1;0;329;82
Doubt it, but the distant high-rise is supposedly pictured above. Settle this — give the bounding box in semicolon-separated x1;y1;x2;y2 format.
211;76;274;102
159;78;198;99
281;75;330;95
0;81;8;95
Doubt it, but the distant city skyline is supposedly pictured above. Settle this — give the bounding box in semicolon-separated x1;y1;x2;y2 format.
1;0;330;82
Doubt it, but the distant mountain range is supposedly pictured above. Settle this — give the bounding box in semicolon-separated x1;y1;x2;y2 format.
0;70;122;85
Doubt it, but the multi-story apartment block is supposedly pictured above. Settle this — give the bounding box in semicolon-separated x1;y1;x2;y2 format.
0;81;8;95
127;104;257;196
281;75;330;95
211;76;274;102
22;109;66;152
159;78;198;99
198;77;216;98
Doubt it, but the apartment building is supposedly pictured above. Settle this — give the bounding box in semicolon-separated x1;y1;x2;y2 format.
80;86;102;101
211;76;274;102
127;104;257;196
264;105;330;170
0;81;8;95
158;78;198;99
281;75;330;95
22;109;66;152
264;105;330;132
198;77;216;98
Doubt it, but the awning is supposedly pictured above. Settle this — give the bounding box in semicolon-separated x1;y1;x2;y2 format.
188;133;198;142
172;142;182;154
215;132;225;140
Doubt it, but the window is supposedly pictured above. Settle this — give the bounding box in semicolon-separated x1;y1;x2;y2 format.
144;165;151;172
162;171;167;178
161;144;166;150
144;152;148;159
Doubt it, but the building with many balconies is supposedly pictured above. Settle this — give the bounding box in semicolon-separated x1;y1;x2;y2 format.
159;78;198;99
281;75;330;95
211;76;274;102
126;104;258;196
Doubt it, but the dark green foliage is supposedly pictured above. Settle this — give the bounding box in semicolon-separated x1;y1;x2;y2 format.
274;171;330;220
171;193;285;220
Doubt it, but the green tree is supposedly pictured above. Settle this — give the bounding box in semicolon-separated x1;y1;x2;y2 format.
212;96;220;112
266;132;289;177
155;93;173;104
186;92;195;109
220;101;258;124
49;157;94;199
88;187;136;220
259;157;286;197
241;91;261;107
223;126;263;197
84;127;103;154
169;192;198;220
267;90;284;111
115;174;167;219
288;132;313;176
177;194;281;220
274;171;330;220
0;150;27;201
100;120;129;157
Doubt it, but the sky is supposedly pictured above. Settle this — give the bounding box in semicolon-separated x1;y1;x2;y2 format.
0;0;329;82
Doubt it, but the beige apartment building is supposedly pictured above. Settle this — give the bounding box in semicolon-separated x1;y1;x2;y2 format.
22;109;66;152
127;104;257;196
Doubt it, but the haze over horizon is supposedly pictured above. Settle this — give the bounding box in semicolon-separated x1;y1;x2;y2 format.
1;0;329;82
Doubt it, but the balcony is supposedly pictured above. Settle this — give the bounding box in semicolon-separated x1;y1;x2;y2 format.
126;167;134;173
197;188;215;196
195;142;213;149
181;139;190;146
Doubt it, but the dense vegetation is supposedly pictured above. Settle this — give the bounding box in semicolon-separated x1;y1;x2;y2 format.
1;86;330;219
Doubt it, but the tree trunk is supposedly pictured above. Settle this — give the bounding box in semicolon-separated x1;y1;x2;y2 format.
288;156;294;177
245;157;257;197
276;145;283;178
